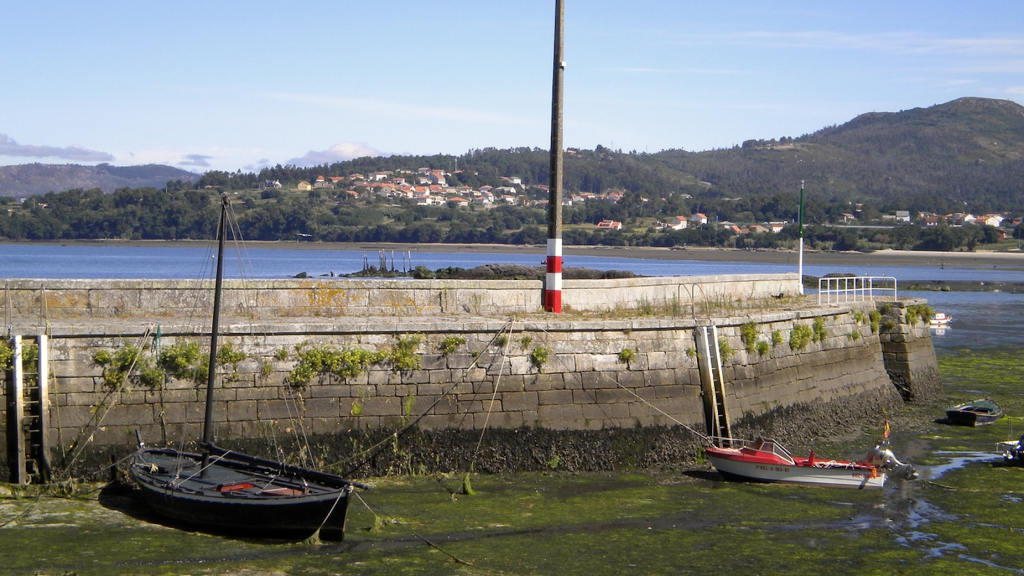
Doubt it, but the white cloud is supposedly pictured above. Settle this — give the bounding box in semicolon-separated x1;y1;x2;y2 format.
244;158;272;172
675;30;1024;58
262;92;515;124
286;143;387;167
599;67;751;75
178;154;212;168
0;133;115;162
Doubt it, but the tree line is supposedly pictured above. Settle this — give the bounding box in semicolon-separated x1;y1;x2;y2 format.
1;185;1014;253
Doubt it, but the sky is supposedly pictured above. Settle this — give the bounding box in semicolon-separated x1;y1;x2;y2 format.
2;1;1023;174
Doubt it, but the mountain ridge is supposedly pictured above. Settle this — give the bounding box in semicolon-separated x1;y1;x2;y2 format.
0;163;199;197
3;97;1024;211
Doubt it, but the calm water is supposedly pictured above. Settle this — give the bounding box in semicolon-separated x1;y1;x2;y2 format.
905;290;1024;352
1;243;1019;350
4;243;1024;283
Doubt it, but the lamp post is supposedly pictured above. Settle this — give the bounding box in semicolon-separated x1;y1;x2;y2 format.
798;180;805;295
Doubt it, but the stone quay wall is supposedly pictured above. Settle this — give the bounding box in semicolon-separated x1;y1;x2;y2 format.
1;274;940;481
0;273;799;320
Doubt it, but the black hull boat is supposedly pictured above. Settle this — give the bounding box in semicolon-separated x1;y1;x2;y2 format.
128;194;364;540
131;445;360;540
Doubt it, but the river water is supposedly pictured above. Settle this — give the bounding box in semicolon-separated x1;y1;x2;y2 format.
3;244;1024;574
3;242;1023;352
5;242;1024;284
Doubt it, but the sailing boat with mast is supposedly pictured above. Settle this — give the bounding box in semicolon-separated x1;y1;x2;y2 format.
129;194;366;540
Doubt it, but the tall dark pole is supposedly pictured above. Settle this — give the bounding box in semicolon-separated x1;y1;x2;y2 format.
202;193;228;447
545;0;565;313
797;180;805;295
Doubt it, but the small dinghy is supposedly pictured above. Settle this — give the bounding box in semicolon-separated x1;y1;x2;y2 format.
946;399;1003;426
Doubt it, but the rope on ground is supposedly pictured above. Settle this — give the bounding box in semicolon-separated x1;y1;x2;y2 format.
457;320;518;494
352;489;476;568
924;480;958;490
0;492;43;529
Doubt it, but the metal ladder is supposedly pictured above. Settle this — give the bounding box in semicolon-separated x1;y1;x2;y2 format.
5;334;51;484
695;326;732;447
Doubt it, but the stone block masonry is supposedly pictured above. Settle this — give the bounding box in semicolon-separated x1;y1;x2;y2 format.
0;273;800;319
0;276;940;478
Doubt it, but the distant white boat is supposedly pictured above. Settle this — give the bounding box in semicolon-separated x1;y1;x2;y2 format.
930;311;952;326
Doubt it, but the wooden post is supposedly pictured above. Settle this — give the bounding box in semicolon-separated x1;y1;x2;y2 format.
36;334;51;481
9;335;26;484
545;0;565;313
695;328;720;445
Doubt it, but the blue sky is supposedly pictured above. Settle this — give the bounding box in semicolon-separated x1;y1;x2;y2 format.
2;1;1023;173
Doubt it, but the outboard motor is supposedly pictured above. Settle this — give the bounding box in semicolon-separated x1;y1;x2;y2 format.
999;433;1024;464
867;444;919;481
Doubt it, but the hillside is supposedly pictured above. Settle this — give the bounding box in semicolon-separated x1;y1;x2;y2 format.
0;163;199;197
3;98;1024;213
648;98;1024;211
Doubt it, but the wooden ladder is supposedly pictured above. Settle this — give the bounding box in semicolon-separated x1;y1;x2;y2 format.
696;326;732;447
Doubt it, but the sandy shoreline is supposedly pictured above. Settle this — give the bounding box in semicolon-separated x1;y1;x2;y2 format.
5;239;1024;271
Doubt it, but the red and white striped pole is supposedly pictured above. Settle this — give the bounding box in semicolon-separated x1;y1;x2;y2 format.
546;238;562;312
545;0;565;313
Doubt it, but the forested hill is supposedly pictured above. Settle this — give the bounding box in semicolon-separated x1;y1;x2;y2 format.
208;96;1024;214
3;97;1024;214
647;97;1024;213
0;163;199;197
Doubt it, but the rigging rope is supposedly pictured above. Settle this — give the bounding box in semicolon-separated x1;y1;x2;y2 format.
58;326;153;477
282;386;315;467
334;319;517;478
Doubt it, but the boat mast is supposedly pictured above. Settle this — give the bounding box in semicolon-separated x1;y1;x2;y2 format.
202;193;229;447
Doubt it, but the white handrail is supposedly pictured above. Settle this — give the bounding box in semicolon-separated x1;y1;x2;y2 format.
817;276;897;306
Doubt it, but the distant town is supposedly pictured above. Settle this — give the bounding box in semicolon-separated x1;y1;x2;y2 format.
265;166;1020;242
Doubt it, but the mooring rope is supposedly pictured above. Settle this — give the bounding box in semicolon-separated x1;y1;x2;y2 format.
469;321;517;462
352;489;475;567
333;318;517;478
0;492;43;528
58;326;153;477
308;483;353;544
601;371;715;446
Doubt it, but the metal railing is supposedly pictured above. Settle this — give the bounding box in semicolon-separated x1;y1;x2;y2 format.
817;276;897;306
